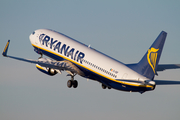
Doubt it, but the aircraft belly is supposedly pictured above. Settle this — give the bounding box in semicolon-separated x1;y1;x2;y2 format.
75;64;153;92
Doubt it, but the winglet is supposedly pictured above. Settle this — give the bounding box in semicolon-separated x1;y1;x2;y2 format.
2;40;10;56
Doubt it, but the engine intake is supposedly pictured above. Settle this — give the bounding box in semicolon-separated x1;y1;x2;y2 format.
48;68;57;75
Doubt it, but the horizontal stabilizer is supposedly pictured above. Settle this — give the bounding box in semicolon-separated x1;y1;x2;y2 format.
157;64;180;71
154;80;180;85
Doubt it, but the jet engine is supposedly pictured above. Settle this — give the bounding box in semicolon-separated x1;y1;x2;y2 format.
48;68;57;75
36;64;58;76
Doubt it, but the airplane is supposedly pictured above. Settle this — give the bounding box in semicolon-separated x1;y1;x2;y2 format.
2;29;180;94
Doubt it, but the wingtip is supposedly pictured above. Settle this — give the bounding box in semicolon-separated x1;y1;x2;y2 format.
2;40;10;57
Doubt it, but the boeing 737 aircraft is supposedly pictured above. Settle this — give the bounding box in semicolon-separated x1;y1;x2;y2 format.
2;29;180;93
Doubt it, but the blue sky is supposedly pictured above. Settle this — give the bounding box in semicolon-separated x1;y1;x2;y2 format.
1;0;180;120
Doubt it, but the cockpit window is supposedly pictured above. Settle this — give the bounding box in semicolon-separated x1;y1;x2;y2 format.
32;31;35;35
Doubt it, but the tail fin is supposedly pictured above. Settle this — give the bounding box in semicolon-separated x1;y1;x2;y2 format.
129;31;167;80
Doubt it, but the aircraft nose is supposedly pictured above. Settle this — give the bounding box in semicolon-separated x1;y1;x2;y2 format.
29;31;36;44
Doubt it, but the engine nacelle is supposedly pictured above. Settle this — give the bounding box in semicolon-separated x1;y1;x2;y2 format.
48;68;57;75
36;64;57;76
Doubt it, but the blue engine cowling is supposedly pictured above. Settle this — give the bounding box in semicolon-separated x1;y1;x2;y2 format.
36;64;57;76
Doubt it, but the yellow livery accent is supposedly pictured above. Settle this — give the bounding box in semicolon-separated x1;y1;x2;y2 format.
36;64;45;70
147;47;159;74
3;42;9;52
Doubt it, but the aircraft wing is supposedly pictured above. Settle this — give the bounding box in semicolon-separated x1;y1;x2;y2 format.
2;40;83;75
155;65;180;85
157;64;180;71
4;56;82;74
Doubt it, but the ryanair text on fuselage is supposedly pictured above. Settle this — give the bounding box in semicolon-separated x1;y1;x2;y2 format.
39;34;85;64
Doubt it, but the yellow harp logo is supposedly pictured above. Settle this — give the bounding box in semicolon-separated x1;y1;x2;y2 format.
147;47;159;74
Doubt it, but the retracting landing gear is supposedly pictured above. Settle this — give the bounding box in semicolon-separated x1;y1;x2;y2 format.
67;74;78;88
38;53;43;59
102;84;111;89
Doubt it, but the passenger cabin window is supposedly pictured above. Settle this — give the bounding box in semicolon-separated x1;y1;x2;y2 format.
82;59;117;78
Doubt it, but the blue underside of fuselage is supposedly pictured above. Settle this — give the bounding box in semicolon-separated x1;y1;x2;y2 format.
34;46;153;92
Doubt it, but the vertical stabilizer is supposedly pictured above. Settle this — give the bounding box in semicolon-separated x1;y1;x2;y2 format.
129;31;167;80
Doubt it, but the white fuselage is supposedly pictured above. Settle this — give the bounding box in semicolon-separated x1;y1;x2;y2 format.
29;29;150;89
30;29;152;91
